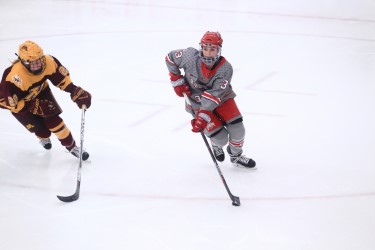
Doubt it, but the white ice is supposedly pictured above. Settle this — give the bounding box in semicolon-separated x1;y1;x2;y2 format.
0;0;375;249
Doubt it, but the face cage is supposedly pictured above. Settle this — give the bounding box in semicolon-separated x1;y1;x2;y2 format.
21;56;46;75
199;45;222;66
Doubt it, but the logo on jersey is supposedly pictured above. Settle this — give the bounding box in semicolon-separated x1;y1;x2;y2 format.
8;94;18;107
26;124;35;130
58;66;69;76
25;85;43;101
11;74;22;87
191;79;200;89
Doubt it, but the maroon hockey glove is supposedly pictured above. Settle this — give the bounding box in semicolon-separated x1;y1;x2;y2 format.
191;110;212;133
28;99;61;117
70;86;91;109
170;73;191;97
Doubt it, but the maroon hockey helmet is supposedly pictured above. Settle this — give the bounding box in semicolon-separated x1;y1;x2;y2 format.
199;31;223;66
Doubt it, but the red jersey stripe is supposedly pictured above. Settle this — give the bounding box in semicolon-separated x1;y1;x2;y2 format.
202;91;221;105
165;55;175;65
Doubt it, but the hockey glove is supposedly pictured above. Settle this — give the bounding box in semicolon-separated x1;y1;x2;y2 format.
70;86;91;109
191;110;212;133
28;98;61;117
170;73;191;97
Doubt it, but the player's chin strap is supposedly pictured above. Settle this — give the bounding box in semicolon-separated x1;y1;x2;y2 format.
15;53;23;63
182;93;241;206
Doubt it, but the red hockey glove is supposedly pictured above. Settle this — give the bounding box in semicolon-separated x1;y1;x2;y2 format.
170;73;191;97
174;84;191;97
28;98;61;117
70;86;91;109
191;110;212;133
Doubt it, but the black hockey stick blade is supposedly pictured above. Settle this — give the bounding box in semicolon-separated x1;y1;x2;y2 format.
220;171;241;206
57;193;79;202
57;181;81;202
57;155;82;203
231;195;241;206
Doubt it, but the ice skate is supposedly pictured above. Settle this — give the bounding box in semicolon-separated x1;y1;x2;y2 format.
39;138;52;150
70;146;89;161
227;146;256;168
212;145;225;162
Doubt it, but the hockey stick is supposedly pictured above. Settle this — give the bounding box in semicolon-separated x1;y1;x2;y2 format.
57;105;86;202
183;93;240;206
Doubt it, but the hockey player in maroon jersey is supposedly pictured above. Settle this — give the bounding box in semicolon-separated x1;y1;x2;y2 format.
0;41;91;160
165;31;256;168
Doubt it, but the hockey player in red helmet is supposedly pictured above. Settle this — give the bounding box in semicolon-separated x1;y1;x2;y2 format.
0;41;91;160
165;31;256;168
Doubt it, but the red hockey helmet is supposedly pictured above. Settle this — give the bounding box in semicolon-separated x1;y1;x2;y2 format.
200;31;223;47
199;31;223;66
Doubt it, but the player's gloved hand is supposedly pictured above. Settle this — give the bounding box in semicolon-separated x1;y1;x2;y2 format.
170;73;191;97
191;110;212;133
70;86;91;109
174;84;191;97
28;98;61;117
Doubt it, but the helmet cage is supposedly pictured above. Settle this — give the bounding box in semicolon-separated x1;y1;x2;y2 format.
199;43;222;66
20;55;46;75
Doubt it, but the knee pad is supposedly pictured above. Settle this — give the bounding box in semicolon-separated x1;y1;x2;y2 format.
228;117;243;125
227;122;245;142
210;127;224;138
35;127;52;138
210;128;229;147
12;112;50;136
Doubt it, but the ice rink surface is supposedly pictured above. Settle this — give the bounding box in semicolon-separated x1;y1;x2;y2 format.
0;0;375;249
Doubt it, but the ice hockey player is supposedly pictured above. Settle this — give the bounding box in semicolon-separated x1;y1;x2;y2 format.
165;31;256;168
0;40;91;160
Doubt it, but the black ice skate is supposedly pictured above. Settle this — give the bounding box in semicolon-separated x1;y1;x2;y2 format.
70;146;89;161
212;145;225;162
227;146;256;168
39;138;52;150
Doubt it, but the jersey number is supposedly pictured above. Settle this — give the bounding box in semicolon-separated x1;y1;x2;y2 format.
174;51;183;58
220;80;229;89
